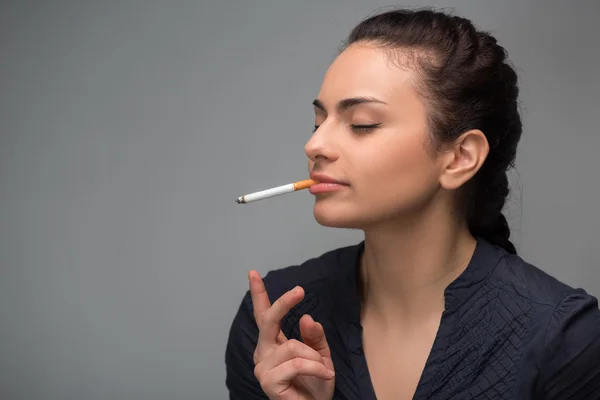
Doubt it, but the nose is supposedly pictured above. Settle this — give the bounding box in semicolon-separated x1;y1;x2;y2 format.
304;123;340;163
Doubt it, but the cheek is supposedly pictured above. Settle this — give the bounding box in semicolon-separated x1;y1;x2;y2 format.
365;134;431;178
356;134;439;206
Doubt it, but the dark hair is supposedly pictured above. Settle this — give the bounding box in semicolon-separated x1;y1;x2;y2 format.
344;8;521;254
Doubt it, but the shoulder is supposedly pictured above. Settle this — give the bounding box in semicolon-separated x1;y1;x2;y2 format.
488;249;600;397
536;282;600;398
489;250;592;308
488;249;600;337
259;242;361;303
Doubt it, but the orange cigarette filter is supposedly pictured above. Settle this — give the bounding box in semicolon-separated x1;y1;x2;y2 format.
293;179;317;190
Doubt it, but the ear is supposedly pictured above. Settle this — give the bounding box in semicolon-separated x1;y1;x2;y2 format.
439;129;489;190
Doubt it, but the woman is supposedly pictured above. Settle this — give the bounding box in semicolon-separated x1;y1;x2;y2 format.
225;8;600;400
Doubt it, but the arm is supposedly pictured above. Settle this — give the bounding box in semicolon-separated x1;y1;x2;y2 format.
225;291;269;400
538;290;600;399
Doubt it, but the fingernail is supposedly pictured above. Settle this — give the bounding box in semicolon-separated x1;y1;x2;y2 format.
293;286;301;294
327;369;335;378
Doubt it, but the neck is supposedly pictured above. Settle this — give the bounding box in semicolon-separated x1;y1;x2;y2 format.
359;203;477;330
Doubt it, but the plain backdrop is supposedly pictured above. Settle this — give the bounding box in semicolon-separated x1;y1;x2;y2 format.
1;0;599;398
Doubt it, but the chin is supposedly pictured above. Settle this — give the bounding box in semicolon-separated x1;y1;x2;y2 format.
312;199;366;229
312;195;415;230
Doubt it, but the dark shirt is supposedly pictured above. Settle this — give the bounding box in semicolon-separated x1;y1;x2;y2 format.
225;238;600;399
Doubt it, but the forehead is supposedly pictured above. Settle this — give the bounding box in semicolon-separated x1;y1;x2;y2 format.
317;42;418;105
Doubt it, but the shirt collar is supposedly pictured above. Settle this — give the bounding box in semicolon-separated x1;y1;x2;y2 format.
443;237;505;309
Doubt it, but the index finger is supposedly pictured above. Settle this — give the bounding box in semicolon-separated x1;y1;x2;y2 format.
258;285;304;346
249;270;297;345
249;270;272;325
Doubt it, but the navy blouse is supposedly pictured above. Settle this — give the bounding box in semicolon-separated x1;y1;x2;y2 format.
225;238;600;399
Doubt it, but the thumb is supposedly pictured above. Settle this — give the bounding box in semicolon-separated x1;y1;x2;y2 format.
299;314;331;359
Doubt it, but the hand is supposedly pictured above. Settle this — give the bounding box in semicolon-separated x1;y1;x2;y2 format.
249;270;335;400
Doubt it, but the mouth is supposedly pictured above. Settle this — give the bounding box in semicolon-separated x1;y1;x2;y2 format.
309;172;349;195
309;172;349;185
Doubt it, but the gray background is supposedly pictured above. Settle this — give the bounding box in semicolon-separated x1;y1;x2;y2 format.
1;0;599;399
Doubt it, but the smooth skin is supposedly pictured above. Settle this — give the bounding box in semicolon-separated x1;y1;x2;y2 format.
249;270;335;400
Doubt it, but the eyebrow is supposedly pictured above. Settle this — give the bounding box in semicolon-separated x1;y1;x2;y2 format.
312;97;387;113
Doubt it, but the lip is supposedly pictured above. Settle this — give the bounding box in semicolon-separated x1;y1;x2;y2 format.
309;172;349;195
309;172;349;186
309;182;347;195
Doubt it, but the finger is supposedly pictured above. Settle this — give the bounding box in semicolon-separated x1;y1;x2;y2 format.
261;358;335;396
248;270;272;326
275;331;288;345
299;314;332;359
255;339;324;377
249;271;289;345
248;271;288;344
258;285;304;346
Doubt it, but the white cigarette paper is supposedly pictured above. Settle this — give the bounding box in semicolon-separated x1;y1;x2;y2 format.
236;179;317;204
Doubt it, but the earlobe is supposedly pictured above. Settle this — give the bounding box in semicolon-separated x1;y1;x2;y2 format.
439;129;489;190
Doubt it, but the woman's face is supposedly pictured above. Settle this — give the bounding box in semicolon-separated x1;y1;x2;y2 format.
305;42;446;229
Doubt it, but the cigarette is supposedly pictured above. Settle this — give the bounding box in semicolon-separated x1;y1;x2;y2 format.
236;179;317;204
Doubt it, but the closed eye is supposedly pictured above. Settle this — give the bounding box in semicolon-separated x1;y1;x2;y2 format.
351;123;381;133
312;123;382;133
